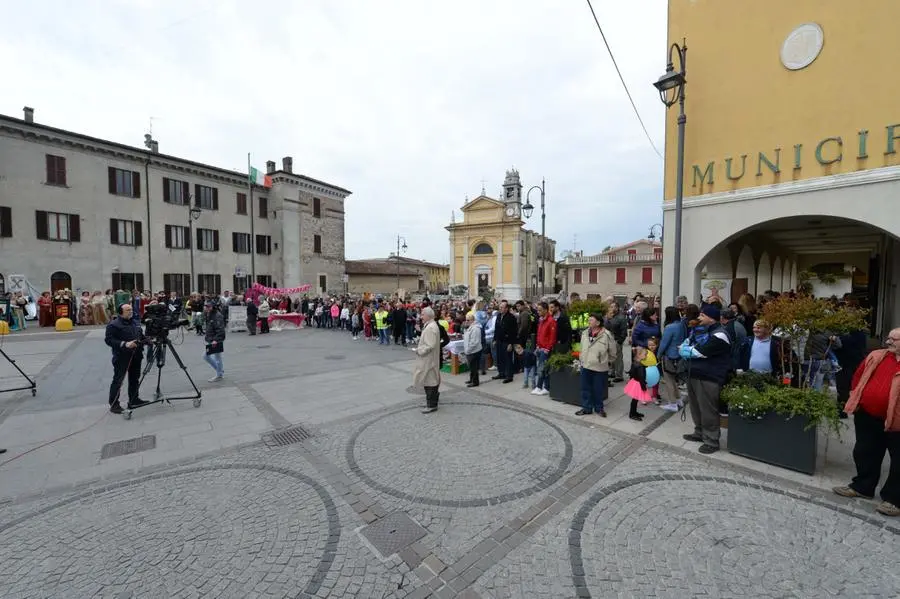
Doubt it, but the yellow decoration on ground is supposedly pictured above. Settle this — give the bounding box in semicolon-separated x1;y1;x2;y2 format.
0;321;9;335
55;318;74;332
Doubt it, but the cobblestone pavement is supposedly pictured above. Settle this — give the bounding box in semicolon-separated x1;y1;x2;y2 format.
1;327;897;598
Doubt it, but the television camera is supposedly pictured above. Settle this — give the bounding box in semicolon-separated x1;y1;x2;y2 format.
141;303;190;339
117;302;201;420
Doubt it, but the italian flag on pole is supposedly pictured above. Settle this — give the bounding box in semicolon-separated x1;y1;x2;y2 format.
249;166;272;188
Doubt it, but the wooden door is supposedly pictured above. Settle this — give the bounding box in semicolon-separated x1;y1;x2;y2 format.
730;278;748;304
50;271;72;294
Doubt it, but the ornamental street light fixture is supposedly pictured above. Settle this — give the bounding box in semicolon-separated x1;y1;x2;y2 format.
522;178;546;298
394;235;408;293
188;201;202;292
648;223;663;243
653;40;687;304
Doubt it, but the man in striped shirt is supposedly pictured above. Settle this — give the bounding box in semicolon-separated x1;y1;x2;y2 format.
833;328;900;517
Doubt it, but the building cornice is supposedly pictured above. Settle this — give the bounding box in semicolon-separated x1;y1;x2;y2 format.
0;114;351;196
269;171;351;199
663;164;900;211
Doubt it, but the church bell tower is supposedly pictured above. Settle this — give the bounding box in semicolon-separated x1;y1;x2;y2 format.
502;168;523;218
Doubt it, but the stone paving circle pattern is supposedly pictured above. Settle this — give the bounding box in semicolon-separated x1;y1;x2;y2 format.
346;402;573;507
0;464;340;599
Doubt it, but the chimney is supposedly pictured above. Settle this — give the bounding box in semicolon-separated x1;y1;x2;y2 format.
23;107;34;123
266;160;276;173
282;156;293;173
150;141;159;153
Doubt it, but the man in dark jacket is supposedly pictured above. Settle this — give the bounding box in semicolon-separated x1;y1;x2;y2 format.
549;300;572;354
492;300;518;383
604;303;628;382
392;301;408;346
679;304;732;454
105;302;149;414
203;301;226;381
246;300;259;335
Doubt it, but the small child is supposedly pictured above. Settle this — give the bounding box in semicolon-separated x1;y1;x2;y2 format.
517;344;537;389
623;345;661;421
646;337;661;402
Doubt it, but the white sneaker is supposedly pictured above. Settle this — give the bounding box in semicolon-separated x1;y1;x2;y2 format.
538;388;550;396
208;375;223;382
661;403;679;412
488;366;497;371
530;387;542;395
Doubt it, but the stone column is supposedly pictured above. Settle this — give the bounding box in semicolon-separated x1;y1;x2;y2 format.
512;233;520;294
496;238;503;293
463;237;469;293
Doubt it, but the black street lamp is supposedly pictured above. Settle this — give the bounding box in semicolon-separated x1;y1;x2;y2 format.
648;223;663;243
394;235;408;294
653;40;687;304
522;178;546;298
188;201;202;292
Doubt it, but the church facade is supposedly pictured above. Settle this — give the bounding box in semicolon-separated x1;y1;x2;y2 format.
446;169;556;300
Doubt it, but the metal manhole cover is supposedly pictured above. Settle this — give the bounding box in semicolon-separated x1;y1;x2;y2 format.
101;435;156;460
360;511;427;559
405;385;426;395
262;425;312;447
323;355;345;360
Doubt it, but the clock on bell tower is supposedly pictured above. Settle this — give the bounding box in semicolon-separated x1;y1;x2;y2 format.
502;168;522;218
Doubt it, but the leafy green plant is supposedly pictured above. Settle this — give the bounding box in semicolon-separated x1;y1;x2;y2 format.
721;373;842;436
569;298;609;317
546;351;578;373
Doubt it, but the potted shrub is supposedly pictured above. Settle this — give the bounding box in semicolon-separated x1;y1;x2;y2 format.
721;294;868;474
546;350;581;406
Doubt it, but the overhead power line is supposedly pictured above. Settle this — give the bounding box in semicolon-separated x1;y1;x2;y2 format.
584;0;663;160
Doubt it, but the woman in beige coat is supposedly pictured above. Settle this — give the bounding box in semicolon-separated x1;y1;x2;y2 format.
413;306;442;413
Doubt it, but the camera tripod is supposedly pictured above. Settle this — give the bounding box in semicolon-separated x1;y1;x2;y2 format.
0;346;37;397
122;336;202;420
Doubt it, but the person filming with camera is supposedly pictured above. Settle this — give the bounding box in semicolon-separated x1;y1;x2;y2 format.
105;303;150;414
203;301;226;381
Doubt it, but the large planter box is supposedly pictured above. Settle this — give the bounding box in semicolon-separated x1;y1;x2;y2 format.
548;368;581;406
728;411;818;475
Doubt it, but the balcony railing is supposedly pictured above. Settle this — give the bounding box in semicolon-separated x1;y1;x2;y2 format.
565;253;662;265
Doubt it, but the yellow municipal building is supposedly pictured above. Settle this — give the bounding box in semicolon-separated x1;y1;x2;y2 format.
661;0;900;336
447;169;556;300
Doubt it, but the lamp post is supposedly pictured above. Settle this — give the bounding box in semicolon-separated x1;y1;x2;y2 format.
394;235;408;295
521;178;546;298
188;202;202;292
653;40;687;304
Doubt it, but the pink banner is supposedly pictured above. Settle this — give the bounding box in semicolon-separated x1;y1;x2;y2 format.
250;282;311;296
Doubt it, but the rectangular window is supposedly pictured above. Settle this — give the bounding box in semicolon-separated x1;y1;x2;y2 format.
109;218;143;246
162;178;189;205
313;234;322;254
194;184;218;210
163;273;191;297
196;228;219;251
641;267;653;284
0;206;11;238
318;274;327;293
197;274;222;295
615;268;626;284
111;272;144;292
164;224;190;249
108;167;140;197
627;249;637;261
232;275;250;295
232;232;251;254
588;268;597;284
313;197;321;218
573;269;582;284
256;274;272;287
258;197;268;219
236;192;247;215
255;234;271;255
46;155;67;186
35;210;80;242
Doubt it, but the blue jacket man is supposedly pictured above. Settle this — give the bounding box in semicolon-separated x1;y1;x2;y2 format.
105;302;149;413
678;304;731;454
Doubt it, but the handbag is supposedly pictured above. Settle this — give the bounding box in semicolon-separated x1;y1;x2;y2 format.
662;356;680;375
206;341;224;355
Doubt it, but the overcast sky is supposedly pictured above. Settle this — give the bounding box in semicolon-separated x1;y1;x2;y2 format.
2;0;667;264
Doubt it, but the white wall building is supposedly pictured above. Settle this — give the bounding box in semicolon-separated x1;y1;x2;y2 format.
0;108;351;297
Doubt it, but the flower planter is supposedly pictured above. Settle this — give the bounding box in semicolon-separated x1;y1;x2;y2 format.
549;367;582;406
727;410;818;475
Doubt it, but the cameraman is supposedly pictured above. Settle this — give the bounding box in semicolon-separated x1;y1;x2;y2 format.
203;301;226;381
105;303;150;414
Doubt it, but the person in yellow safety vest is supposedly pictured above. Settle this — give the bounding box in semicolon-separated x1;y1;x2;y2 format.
375;306;389;345
438;308;450;332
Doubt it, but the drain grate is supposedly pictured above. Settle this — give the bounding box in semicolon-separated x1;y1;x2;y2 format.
101;435;157;460
324;355;346;360
256;345;272;349
360;511;427;559
262;425;312;447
